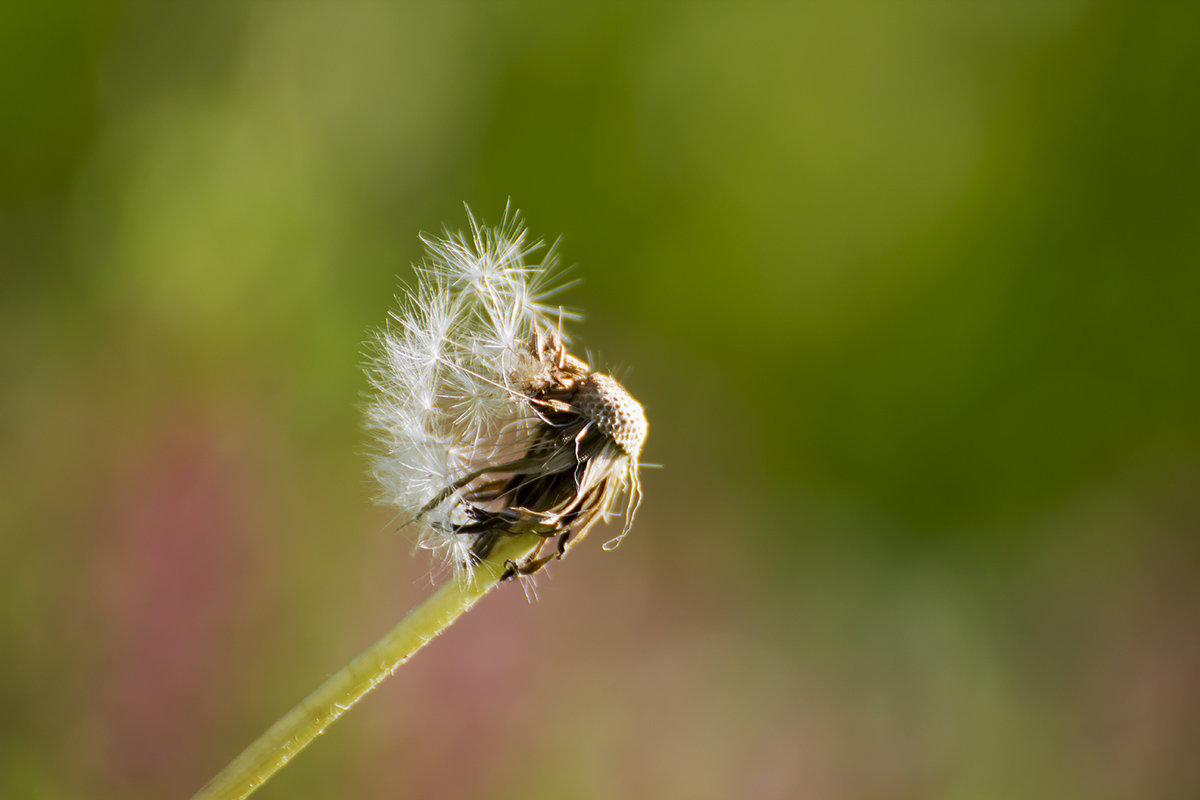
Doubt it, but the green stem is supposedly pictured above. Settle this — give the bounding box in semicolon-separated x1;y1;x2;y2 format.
191;534;542;800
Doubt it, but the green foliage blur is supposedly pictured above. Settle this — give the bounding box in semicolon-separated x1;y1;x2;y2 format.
3;3;1198;799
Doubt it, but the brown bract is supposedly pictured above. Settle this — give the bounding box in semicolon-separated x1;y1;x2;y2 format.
420;331;646;577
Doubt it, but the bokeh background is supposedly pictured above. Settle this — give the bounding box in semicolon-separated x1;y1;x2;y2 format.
3;2;1199;799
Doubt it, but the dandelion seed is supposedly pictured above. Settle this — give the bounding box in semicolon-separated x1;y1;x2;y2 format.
365;205;647;579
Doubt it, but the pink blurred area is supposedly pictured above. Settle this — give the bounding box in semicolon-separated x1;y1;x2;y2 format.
86;414;263;795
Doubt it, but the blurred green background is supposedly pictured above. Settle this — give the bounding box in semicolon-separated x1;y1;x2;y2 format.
3;2;1199;799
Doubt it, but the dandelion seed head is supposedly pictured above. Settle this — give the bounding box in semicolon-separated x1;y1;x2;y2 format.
365;205;647;578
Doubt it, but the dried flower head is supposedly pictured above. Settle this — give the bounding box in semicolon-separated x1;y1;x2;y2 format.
365;205;647;578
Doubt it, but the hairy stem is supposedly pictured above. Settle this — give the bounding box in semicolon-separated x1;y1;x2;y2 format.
191;534;542;800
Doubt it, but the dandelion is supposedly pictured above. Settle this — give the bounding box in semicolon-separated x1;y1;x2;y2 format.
365;204;647;579
191;207;648;800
